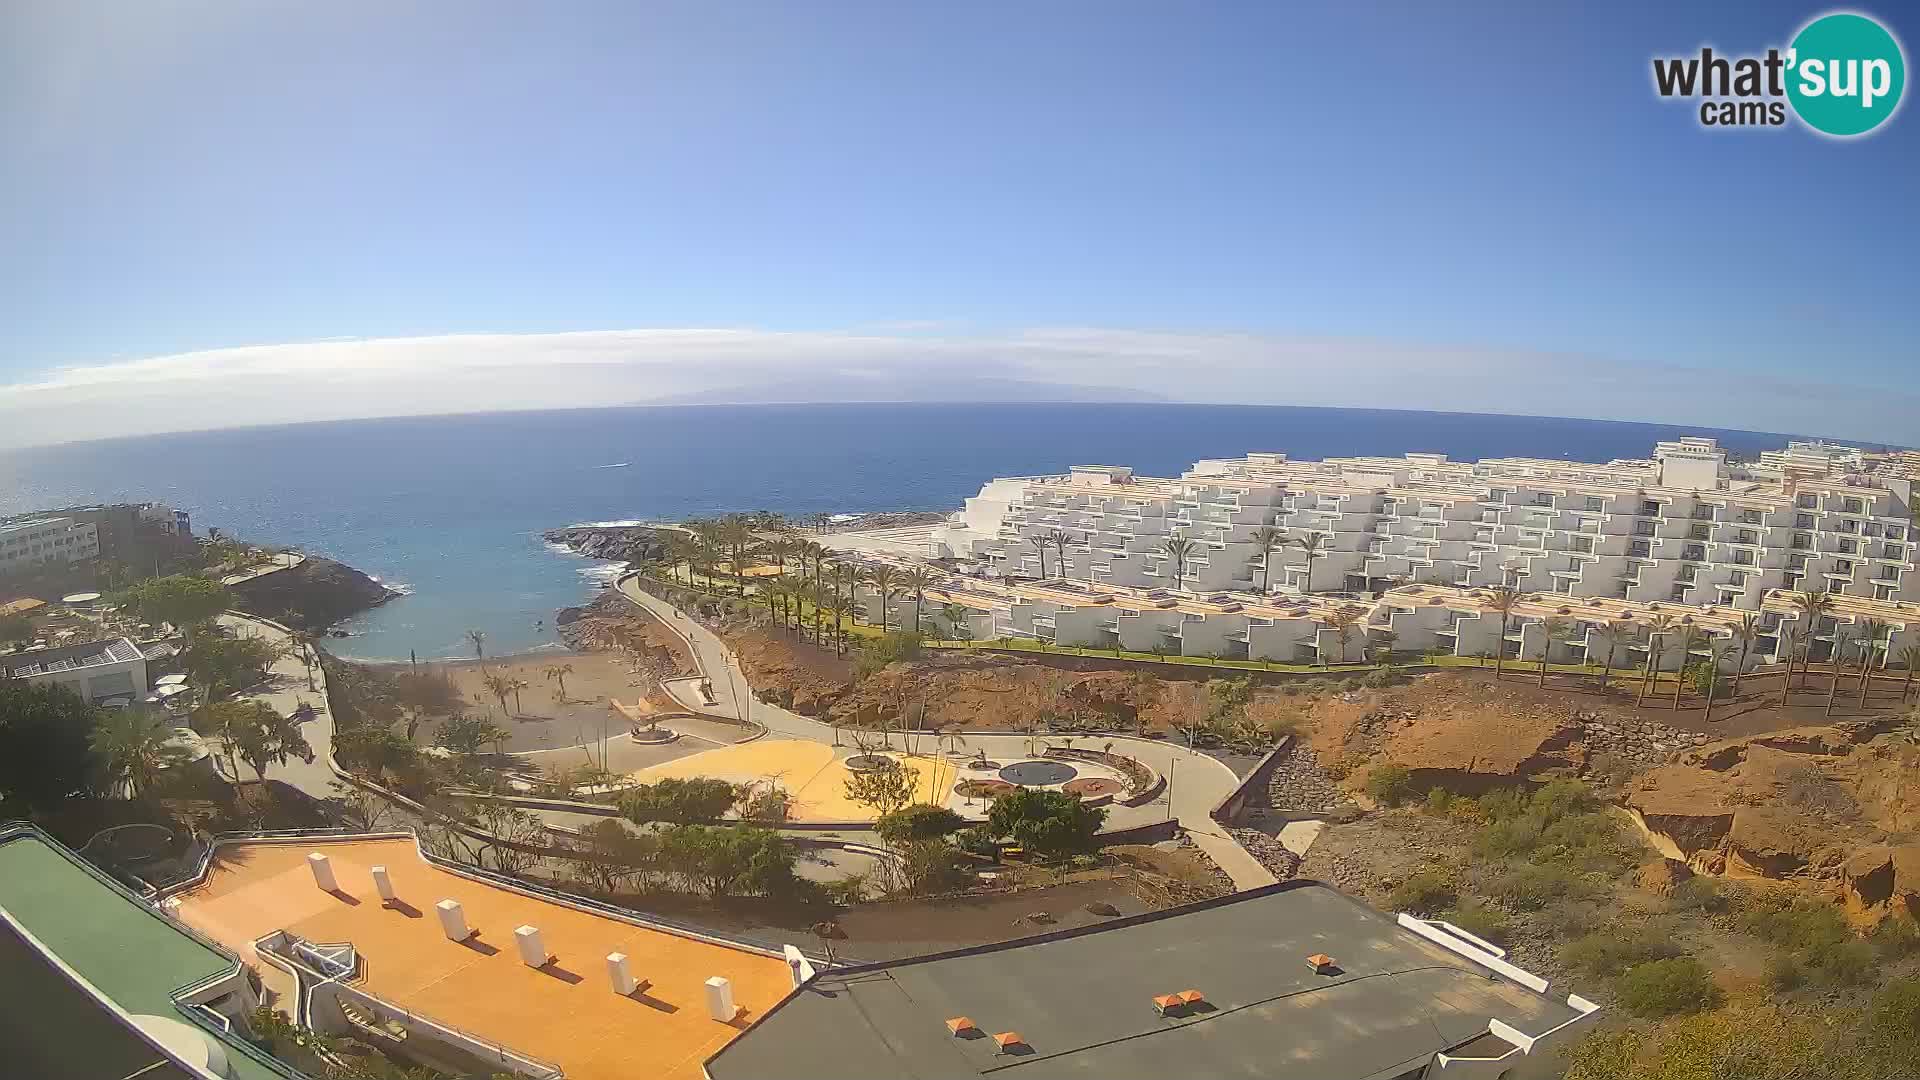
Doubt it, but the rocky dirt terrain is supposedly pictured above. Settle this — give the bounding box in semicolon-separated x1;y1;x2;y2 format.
556;590;696;677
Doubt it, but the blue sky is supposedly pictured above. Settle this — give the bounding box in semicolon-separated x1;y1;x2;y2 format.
1;1;1915;447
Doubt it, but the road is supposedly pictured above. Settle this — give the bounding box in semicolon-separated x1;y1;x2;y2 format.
614;574;1278;890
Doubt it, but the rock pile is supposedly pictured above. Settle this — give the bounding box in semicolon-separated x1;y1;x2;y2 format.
1576;712;1710;767
1260;742;1350;814
1228;827;1302;881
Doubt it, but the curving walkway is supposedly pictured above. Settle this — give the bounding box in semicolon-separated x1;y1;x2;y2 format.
614;574;1277;890
209;611;336;796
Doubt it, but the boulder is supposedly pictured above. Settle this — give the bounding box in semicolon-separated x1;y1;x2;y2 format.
1379;709;1583;794
1725;807;1826;880
1635;858;1695;898
1843;844;1920;917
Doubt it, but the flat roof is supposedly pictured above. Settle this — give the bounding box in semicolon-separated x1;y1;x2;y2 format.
2;636;143;679
707;881;1581;1080
170;837;795;1080
0;919;197;1080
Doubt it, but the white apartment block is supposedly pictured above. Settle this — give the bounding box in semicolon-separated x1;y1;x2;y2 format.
0;516;101;577
1;637;150;705
894;437;1920;671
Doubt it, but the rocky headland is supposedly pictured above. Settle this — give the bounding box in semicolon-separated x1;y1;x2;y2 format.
543;524;669;563
228;555;400;631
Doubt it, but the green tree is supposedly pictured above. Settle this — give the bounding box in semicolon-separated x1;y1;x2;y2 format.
618;777;741;824
1612;957;1723;1018
0;611;32;649
1639;612;1676;706
1480;585;1526;680
465;628;487;663
432;713;509;756
544;663;574;703
874;803;965;845
865;565;900;630
217;699;315;786
1159;533;1196;592
657;824;802;899
1249;525;1285;594
1290;530;1328;594
0;681;102;810
843;758;918;817
334;726;421;782
903;567;937;635
117;574;229;629
90;708;186;800
182;629;283;697
986;788;1106;857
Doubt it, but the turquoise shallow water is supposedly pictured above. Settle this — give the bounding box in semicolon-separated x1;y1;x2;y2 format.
0;403;1832;660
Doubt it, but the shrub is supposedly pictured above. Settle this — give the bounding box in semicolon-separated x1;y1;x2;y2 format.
985;789;1106;857
1765;953;1803;992
1362;668;1397;689
1737;894;1870;983
1423;788;1454;817
1612;957;1722;1018
1484;863;1585;911
1872;915;1920;959
1365;763;1415;806
1562;930;1683;981
856;631;924;677
875;803;965;846
1667;876;1727;914
619;777;740;825
1387;871;1455;915
1445;904;1511;946
951;827;998;858
1871;979;1920;1041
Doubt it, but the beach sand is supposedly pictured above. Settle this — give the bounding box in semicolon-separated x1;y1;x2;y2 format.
416;650;663;753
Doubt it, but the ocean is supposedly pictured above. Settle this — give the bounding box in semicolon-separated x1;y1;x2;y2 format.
0;403;1854;661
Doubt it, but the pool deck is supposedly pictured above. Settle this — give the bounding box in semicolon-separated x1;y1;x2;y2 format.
169;837;795;1080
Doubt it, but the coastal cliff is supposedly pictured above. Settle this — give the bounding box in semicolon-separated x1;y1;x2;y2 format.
543;524;669;563
228;555;399;631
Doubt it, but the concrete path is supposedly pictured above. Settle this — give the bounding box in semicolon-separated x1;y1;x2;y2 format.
614;575;1277;890
209;612;336;798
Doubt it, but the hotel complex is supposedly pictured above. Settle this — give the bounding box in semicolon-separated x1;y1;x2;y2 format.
883;438;1920;670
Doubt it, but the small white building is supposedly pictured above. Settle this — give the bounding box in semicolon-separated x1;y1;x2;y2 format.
2;637;150;705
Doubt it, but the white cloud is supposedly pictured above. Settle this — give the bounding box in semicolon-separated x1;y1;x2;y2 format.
0;327;1910;449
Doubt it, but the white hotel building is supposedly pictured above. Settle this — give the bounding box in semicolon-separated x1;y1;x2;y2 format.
0;515;101;578
888;438;1920;671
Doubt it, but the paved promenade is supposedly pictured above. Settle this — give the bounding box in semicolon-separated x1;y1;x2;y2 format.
209;611;336;796
613;575;1277;890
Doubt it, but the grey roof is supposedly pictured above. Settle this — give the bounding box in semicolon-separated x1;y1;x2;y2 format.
706;881;1581;1080
3;636;143;678
0;918;196;1080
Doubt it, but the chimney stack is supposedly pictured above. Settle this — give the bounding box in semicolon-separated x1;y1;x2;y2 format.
705;976;737;1022
607;953;637;995
514;925;549;968
370;865;396;903
436;899;470;942
306;853;337;892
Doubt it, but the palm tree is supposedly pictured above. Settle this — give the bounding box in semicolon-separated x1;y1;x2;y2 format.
1160;534;1197;593
1249;525;1285;593
1789;589;1834;692
1670;623;1702;711
508;677;529;715
1027;535;1049;579
1593;618;1636;689
1291;531;1328;594
1728;613;1762;699
91;710;182;799
903;567;936;636
481;672;515;716
1702;639;1731;723
942;602;973;644
1899;643;1920;702
545;663;574;703
1326;606;1361;666
1481;585;1526;679
1043;529;1075;582
720;514;756;596
1826;628;1855;716
866;565;900;631
1638;613;1676;706
465;629;487;664
823;598;851;656
1538;618;1569;687
1856;618;1890;709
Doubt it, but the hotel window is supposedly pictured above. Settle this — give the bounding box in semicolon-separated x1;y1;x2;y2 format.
1798;493;1818;509
1584;496;1604;512
1836;559;1854;575
1844;497;1864;514
1570;536;1594;553
1789;554;1809;570
1732;551;1754;566
1629;540;1652;558
1729;570;1750;586
1839;538;1857;554
1886;543;1906;560
1785;572;1803;589
1839;518;1859;534
1738;509;1763;525
1792;532;1813;549
1683;544;1706;561
1734;530;1756;545
1866;521;1884;537
1670;585;1690;601
1692;506;1714;520
1795;513;1815;530
1888;526;1905;541
1878;584;1897;600
1533;492;1553;506
1689;524;1710;540
1641;500;1661;516
1582;517;1600;533
1634;521;1656;537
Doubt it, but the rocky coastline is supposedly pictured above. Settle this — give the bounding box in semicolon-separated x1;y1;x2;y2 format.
543;524;669;563
228;555;400;632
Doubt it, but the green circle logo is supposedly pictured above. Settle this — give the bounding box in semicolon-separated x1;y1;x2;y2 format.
1787;12;1906;136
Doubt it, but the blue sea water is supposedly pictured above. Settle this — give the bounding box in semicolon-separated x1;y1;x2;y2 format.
0;404;1859;660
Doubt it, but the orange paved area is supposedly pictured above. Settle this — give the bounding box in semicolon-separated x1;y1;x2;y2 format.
171;839;793;1080
626;739;958;821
